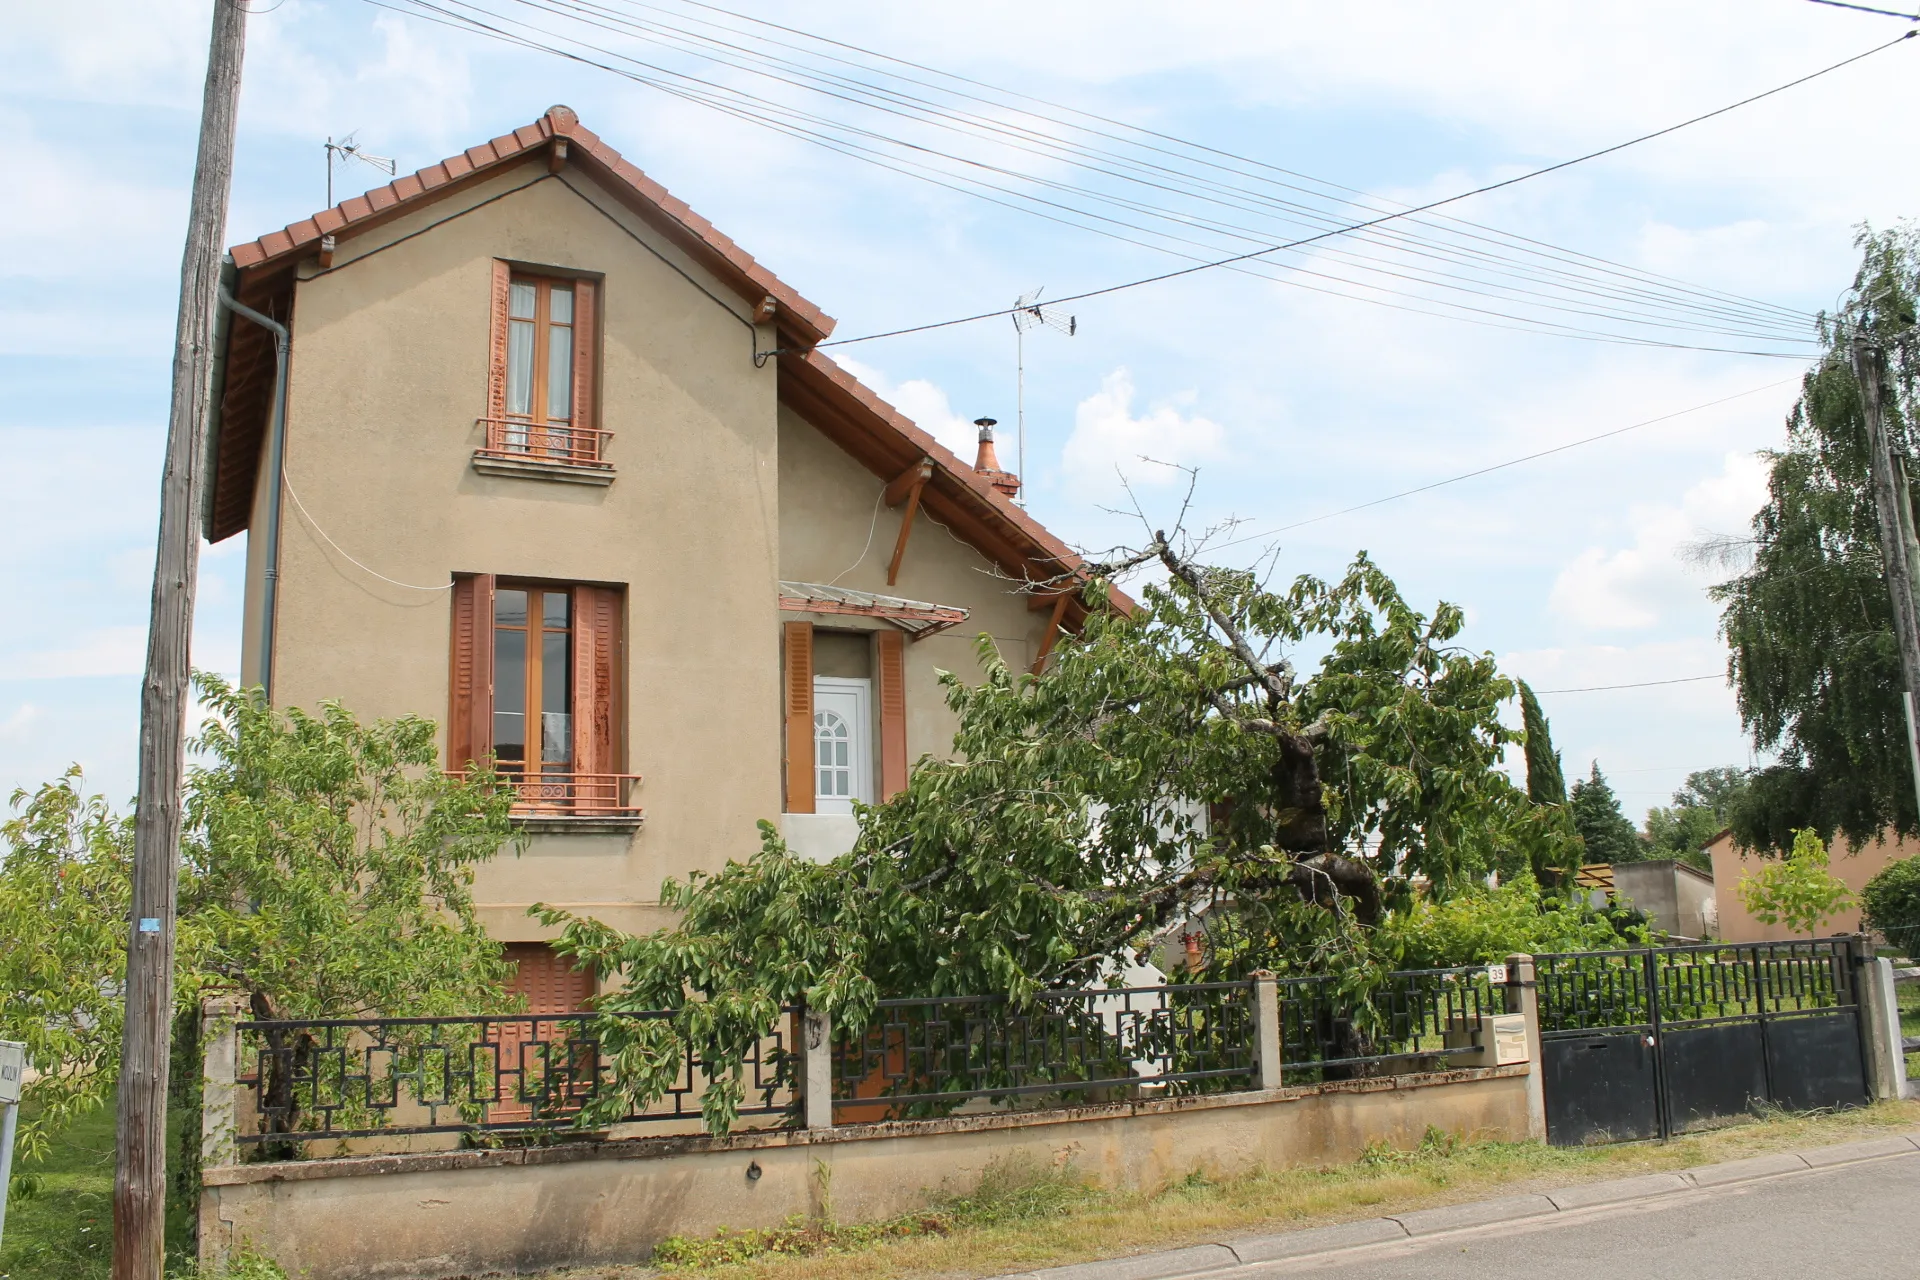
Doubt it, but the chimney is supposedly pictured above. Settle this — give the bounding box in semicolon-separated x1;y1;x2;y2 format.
971;418;1020;499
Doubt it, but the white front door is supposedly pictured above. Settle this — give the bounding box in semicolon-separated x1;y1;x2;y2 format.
812;677;872;813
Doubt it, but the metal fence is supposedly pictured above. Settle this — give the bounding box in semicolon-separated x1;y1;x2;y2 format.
1277;965;1505;1085
231;968;1518;1148
1535;940;1857;1038
829;982;1256;1117
234;1011;794;1144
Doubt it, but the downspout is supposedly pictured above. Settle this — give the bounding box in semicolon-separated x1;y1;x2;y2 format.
217;286;290;702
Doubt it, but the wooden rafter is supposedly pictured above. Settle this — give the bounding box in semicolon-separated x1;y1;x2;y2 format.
884;457;933;587
1030;590;1073;675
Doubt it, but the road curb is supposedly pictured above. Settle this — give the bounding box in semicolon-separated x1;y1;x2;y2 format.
1013;1129;1920;1280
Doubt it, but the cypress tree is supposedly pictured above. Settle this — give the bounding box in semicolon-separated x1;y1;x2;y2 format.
1518;680;1568;806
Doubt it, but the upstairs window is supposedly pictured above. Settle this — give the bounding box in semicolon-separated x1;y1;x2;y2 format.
449;574;635;818
482;263;603;470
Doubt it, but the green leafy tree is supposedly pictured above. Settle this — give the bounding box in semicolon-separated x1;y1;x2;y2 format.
1737;828;1856;935
1643;767;1751;868
545;542;1579;1132
1518;681;1567;805
0;772;133;1170
1713;224;1920;851
1859;854;1920;956
0;674;519;1174
1386;875;1645;968
1569;762;1645;864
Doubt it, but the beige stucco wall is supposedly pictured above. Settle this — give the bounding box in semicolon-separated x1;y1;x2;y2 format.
1711;829;1915;943
203;1068;1530;1280
243;159;1074;943
254;160;783;941
776;403;1051;768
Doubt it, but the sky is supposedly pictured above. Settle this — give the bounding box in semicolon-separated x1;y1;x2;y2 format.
4;0;1918;823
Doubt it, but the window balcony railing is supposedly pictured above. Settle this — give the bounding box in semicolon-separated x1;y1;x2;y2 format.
452;768;644;819
474;417;614;468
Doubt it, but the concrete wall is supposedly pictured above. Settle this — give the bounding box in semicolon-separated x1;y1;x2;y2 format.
1711;829;1916;943
1611;860;1716;939
203;1067;1531;1279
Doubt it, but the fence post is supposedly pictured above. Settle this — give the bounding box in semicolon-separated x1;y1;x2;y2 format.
200;995;243;1170
197;995;245;1275
1251;971;1282;1091
801;1005;834;1131
1858;954;1908;1102
1505;954;1546;1142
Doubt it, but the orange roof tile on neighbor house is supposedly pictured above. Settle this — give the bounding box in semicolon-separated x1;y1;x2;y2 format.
215;106;1123;613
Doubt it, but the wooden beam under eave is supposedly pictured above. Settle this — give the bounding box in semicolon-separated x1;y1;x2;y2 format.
1030;591;1073;675
885;462;932;587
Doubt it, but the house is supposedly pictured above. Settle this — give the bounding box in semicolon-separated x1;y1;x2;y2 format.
208;105;1116;1004
1710;827;1915;944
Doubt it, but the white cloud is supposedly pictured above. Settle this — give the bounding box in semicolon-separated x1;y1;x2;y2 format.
835;357;982;462
1548;451;1769;630
0;704;42;741
13;626;150;680
1061;369;1225;500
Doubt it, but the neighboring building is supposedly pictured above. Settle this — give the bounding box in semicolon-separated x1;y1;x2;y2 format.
1609;859;1716;941
1709;828;1916;943
208;106;1117;1001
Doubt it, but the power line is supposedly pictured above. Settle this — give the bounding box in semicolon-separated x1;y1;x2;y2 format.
1201;377;1799;553
1532;674;1725;694
1803;0;1918;19
783;31;1915;352
368;0;1881;354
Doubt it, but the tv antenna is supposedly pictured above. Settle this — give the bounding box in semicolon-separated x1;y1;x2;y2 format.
1010;288;1076;506
325;133;396;207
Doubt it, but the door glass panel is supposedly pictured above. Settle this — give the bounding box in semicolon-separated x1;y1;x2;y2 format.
506;321;535;421
546;326;573;424
542;591;570;629
493;627;527;769
548;286;573;324
541;628;572;771
495;589;528;627
815;710;850;798
509;281;537;320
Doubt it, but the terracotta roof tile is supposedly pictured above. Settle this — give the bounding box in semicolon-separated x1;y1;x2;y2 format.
391;173;424;202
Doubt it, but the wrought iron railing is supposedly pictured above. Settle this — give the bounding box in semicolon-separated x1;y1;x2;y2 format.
474;417;613;467
830;982;1256;1117
234;1011;793;1144
1535;939;1858;1038
498;769;643;818
447;768;643;818
1277;965;1505;1083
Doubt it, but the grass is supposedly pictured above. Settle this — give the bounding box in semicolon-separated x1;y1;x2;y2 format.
0;1102;230;1280
530;1100;1920;1280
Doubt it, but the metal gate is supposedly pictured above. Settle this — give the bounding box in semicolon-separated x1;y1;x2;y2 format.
1535;939;1868;1146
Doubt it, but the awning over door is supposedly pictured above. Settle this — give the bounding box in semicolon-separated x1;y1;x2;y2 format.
777;580;969;640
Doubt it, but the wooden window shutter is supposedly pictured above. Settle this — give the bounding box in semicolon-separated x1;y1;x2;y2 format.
571;585;622;776
448;573;496;770
876;629;907;800
783;621;815;814
571;278;597;442
487;259;512;422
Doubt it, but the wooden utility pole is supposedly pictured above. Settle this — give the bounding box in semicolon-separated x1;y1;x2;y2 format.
1851;333;1920;821
113;1;247;1275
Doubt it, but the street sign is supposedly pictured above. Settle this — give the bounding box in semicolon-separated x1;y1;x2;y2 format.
0;1042;23;1105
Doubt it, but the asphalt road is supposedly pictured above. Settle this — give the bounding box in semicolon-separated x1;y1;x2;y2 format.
1232;1152;1920;1278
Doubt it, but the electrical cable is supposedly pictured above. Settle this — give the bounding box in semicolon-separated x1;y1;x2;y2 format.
1803;0;1918;19
283;475;456;591
1201;377;1800;553
366;0;1874;354
790;31;1914;353
1530;674;1724;694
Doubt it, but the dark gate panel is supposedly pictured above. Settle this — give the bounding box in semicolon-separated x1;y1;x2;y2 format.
1537;940;1866;1146
1543;1033;1659;1146
1765;1012;1866;1113
1660;1022;1767;1132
